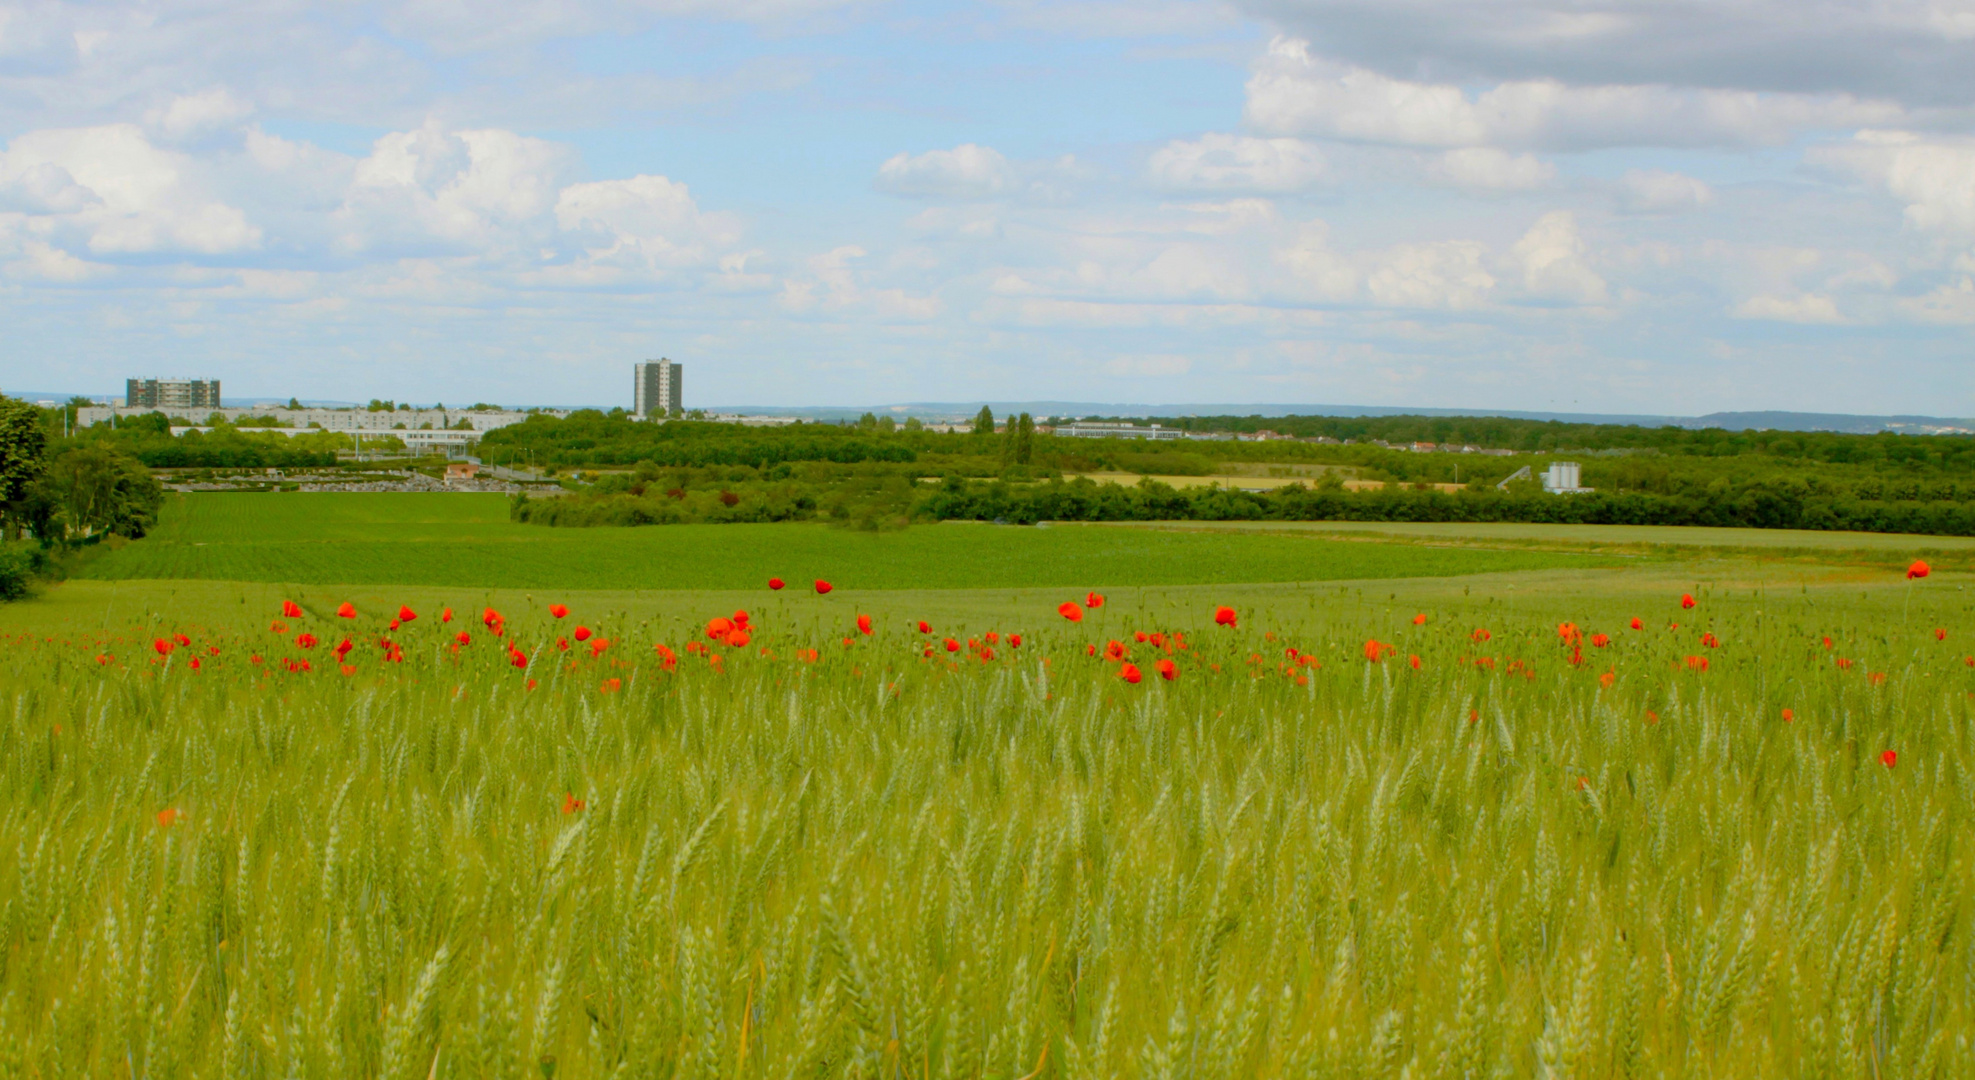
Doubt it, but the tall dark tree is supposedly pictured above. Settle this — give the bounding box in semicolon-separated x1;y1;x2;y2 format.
0;396;50;539
972;406;995;435
1016;413;1035;465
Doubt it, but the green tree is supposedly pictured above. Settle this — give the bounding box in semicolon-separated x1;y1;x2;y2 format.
0;396;50;539
973;406;995;435
1016;412;1035;465
287;397;303;410
859;412;879;430
31;445;163;540
1000;413;1018;467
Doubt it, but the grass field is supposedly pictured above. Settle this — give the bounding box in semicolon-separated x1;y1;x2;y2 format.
72;492;1609;590
3;494;1971;1076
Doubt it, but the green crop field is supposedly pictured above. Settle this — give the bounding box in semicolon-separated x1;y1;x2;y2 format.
2;492;1971;1077
72;492;1608;590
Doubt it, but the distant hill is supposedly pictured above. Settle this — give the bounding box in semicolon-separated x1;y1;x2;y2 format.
711;403;1975;435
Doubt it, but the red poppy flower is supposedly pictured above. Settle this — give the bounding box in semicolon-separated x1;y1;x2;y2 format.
1701;632;1719;649
943;637;960;653
706;617;733;639
441;608;453;623
1590;633;1609;648
1086;592;1105;609
1557;622;1581;643
156;808;180;829
1881;749;1897;768
1213;606;1237;628
388;619;400;631
590;639;609;657
557;637;571;652
1836;657;1853;669
337;602;356;618
1684;655;1708;670
549;604;568;619
1412;613;1427;625
96;654;111;665
482;608;502;627
1645;711;1660;724
154;638;173;656
1629;617;1643;630
1936;627;1947;641
600;678;621;693
282;600;302;618
814;580;833;594
1822;636;1833;649
731;610;750;628
270;621;288;634
1133;631;1148;643
917;621;931;634
1059;601;1084;622
510;650;528;668
1680;594;1696;609
333;638;352;659
1119;662;1142;684
1156;658;1176;680
725;629;750;648
857;614;873;635
189;657;201;671
1408;654;1421;670
574;626;592;642
1781;708;1794;722
297;633;318;649
562;793;585;814
1907;560;1930;580
455;631;471;645
1104;640;1127;662
655;643;678;669
1363;639;1386;662
1008;634;1022;648
339;664;357;677
1471;627;1491;642
398;606;418;622
1599;671;1616;688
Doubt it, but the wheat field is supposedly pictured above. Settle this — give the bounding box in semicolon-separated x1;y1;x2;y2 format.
0;579;1969;1078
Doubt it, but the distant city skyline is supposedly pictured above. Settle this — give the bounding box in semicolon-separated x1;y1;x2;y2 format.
3;2;1971;415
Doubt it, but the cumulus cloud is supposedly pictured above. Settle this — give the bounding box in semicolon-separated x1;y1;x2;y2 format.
1244;36;1905;151
1615;169;1714;214
1733;293;1845;323
876;145;1017;199
1428;147;1554;191
1508;211;1606;303
335;122;574;256
0;124;261;254
1813;130;1975;233
1147;133;1327;191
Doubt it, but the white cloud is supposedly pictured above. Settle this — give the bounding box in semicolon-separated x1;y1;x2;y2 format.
1244;36;1906;151
1508;211;1607;303
336;121;573;255
876;144;1017;199
1814;130;1975;233
1103;353;1195;376
1902;277;1975;323
1429;147;1554;191
554;174;738;274
0;124;261;254
147;87;254;142
1615;169;1714;213
1363;240;1494;308
1733;293;1845;323
1147;133;1327;191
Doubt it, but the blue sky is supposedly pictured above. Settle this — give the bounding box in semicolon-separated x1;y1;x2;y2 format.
3;0;1973;414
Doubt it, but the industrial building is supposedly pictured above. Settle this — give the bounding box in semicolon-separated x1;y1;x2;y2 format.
634;359;683;418
127;378;220;410
75;405;557;435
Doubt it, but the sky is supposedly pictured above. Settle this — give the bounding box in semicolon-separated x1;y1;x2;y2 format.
2;1;1973;414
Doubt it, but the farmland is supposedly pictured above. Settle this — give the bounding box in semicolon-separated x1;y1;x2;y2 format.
73;492;1604;591
1;493;1971;1076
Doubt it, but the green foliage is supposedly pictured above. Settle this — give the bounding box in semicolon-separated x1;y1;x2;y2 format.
476;415;917;470
922;475;1975;535
0;571;1968;1073
23;444;165;541
0;540;42;599
0;395;50;537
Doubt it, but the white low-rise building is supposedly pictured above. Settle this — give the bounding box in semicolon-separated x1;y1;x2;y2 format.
77;405;561;433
